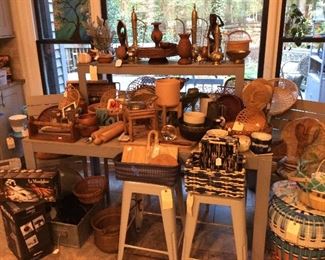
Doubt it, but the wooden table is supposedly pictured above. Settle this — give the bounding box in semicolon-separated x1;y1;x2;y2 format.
22;137;272;260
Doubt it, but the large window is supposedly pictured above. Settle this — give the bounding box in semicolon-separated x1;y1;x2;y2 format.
34;0;91;94
106;0;268;80
34;0;268;94
277;0;325;102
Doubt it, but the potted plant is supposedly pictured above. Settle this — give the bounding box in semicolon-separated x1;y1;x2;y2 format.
85;17;115;62
284;4;311;46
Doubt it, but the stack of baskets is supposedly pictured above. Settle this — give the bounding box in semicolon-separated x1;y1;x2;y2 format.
184;135;246;198
73;176;107;204
268;180;325;259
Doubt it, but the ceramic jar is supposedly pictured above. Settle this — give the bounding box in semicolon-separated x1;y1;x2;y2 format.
155;78;180;107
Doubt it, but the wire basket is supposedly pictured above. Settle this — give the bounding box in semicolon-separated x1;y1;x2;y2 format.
73;176;107;204
268;78;299;116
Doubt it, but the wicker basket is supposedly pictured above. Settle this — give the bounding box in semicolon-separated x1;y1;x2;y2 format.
268;78;299;116
270;231;325;260
73;176;107;204
91;206;120;253
226;30;251;52
268;195;325;249
290;159;325;212
114;153;180;186
184;163;246;198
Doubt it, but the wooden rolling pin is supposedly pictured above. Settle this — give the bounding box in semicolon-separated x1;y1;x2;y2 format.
93;121;124;145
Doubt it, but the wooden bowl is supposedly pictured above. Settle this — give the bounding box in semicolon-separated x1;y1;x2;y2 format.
78;113;97;126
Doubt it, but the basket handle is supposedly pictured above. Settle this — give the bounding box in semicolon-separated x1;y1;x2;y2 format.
146;130;159;159
227;30;251;41
316;159;325;173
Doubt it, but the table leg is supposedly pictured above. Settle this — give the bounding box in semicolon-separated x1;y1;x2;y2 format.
22;139;37;169
252;157;272;260
89;157;100;175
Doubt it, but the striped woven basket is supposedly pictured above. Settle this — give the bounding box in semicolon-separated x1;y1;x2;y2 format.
270;231;325;260
184;163;246;198
268;195;325;249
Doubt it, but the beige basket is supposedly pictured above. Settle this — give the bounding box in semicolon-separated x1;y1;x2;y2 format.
58;84;81;110
289;159;325;212
268;78;299;116
226;30;251;52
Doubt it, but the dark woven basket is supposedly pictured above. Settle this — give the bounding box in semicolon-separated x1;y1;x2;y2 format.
73;176;107;204
114;153;180;186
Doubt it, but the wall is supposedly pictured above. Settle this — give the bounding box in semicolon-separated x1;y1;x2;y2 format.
3;0;282;101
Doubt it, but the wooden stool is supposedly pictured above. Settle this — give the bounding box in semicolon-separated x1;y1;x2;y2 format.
182;192;248;260
117;180;184;260
123;108;158;141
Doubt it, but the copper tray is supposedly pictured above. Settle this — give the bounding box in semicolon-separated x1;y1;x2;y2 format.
137;43;177;64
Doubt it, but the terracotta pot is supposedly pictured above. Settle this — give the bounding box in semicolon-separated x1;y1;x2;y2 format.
77;113;97;126
177;33;192;65
155;78;180;107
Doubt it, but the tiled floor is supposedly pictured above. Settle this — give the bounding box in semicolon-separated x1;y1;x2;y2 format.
0;162;273;260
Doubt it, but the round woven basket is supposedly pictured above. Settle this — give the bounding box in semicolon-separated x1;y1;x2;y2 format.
226;30;251;52
58;84;81;110
268;78;299;116
73;176;107;204
91;206;121;253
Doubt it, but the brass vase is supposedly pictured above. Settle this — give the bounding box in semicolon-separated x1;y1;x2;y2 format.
151;22;163;48
177;33;192;65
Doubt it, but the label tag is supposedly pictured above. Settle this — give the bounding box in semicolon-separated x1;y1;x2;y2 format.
89;65;98;80
285;221;300;243
232;121;244;131
186;193;194;216
161;189;173;210
215;157;222;166
115;59;123;67
6;137;15;149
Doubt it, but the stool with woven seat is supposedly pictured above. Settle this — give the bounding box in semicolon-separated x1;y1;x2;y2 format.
181;192;247;260
117;181;183;260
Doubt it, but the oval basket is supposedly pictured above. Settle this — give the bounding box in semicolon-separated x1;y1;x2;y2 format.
91;207;121;253
73;176;107;204
114;153;180;187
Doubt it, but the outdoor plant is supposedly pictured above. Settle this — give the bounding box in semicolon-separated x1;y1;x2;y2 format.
284;4;311;46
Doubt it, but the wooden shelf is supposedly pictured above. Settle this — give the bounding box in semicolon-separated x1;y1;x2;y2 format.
77;61;245;103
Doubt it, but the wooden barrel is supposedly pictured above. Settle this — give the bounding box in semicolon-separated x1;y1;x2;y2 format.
268;195;325;249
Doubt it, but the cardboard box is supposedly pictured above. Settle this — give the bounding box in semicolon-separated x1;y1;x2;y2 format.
50;195;104;248
0;69;7;85
0;169;61;203
0;201;53;260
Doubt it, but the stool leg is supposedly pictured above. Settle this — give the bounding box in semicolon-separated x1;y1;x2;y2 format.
160;194;178;260
182;195;200;260
231;199;248;260
103;158;110;204
118;183;133;260
175;177;185;226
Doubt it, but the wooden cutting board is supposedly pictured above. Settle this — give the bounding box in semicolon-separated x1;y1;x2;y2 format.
121;144;147;164
121;130;178;164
